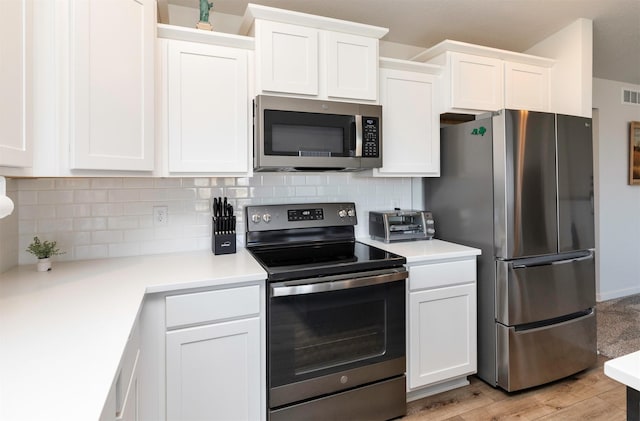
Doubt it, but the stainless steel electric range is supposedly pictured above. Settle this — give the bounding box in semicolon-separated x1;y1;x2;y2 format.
245;202;408;421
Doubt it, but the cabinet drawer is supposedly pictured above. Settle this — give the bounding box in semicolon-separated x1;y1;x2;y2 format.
166;285;260;329
409;259;476;291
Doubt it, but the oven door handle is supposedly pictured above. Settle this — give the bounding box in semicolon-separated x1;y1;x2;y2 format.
271;270;407;297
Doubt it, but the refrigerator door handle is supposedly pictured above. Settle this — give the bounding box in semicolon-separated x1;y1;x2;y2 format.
511;250;593;269
551;251;594;266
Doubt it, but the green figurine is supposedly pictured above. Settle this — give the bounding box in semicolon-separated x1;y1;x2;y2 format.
199;0;213;23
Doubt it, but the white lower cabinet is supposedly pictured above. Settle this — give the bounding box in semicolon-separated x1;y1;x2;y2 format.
166;318;261;421
407;258;477;397
101;318;141;421
163;284;264;421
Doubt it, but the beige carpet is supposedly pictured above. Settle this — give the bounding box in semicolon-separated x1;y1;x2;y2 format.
597;293;640;358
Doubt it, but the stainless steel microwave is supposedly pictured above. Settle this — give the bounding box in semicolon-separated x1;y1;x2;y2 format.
253;95;382;172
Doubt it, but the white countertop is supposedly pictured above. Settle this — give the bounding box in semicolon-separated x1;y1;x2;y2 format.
0;239;479;421
357;238;481;264
604;350;640;391
0;249;267;421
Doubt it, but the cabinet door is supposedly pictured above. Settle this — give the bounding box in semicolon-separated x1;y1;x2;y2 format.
0;0;31;168
166;317;261;421
408;283;477;389
376;68;439;176
70;0;154;171
256;20;318;96
326;32;377;101
450;52;503;111
166;41;249;174
504;61;550;111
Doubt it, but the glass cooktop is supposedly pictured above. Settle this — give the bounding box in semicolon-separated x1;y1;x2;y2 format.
249;241;406;282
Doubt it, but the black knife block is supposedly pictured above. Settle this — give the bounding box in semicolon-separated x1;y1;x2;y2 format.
211;217;236;255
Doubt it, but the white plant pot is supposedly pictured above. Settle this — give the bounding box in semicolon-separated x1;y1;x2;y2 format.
37;258;52;272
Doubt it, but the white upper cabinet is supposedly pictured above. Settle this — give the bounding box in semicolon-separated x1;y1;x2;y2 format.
255;20;319;96
69;0;155;171
0;0;31;169
504;61;550;111
156;26;253;176
242;4;387;102
414;40;554;114
326;32;378;101
450;52;504;111
374;59;441;177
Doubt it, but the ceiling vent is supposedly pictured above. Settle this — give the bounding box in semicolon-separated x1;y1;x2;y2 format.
622;88;640;105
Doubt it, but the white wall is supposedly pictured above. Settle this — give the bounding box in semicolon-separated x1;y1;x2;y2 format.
13;174;412;265
593;77;640;300
526;18;593;118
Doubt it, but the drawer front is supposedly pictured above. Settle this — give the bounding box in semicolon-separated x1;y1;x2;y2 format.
166;285;260;329
409;259;476;291
496;310;596;392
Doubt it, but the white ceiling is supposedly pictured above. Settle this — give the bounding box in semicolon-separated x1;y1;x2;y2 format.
169;0;640;85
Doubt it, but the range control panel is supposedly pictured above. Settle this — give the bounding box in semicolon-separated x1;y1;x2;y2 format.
246;202;357;232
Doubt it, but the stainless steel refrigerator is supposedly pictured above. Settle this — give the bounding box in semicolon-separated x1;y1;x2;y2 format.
426;109;596;392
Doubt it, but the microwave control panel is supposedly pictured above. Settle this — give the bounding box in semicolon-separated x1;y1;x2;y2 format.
362;117;380;157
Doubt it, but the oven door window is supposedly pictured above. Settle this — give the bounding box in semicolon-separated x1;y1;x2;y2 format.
269;279;405;388
264;110;355;157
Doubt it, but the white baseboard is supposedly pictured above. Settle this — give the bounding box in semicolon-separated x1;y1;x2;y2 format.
406;377;470;402
597;285;640;302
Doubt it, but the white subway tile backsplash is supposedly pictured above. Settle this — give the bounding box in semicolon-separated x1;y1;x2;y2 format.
108;189;140;202
75;244;109;260
18;190;37;205
56;204;92;218
74;189;109;203
73;217;108;231
90;178;123;189
91;203;124;217
37;218;73;233
16;175;413;264
55;179;91;189
107;216;139;230
122;178;154;189
91;230;124;244
38;190;74;204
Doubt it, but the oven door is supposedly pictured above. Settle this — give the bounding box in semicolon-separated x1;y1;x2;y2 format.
268;268;407;409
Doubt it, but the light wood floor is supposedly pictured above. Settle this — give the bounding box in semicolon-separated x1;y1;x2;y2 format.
404;355;627;420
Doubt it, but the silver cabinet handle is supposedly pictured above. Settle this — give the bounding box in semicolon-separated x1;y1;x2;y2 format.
271;269;407;297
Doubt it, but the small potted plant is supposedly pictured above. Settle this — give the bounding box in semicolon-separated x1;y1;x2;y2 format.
26;236;65;272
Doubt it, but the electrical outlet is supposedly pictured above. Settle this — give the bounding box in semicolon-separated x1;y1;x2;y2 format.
153;206;168;226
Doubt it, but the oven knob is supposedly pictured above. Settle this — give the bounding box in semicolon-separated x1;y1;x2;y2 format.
338;209;347;218
251;214;261;224
262;213;271;223
347;209;355;217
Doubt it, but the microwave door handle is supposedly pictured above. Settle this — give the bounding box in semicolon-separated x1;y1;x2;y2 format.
354;115;363;157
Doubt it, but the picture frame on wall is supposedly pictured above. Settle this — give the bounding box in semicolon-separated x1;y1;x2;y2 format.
630;121;640;185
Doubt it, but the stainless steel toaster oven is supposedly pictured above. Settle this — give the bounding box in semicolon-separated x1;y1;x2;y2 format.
369;210;435;243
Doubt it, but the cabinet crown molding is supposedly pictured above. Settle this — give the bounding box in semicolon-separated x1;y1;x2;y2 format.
239;3;389;39
411;39;555;68
379;57;443;75
157;23;255;49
